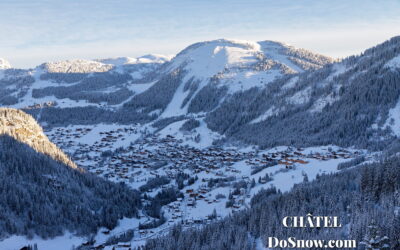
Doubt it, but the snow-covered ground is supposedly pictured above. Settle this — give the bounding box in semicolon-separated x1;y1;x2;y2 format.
157;118;223;149
159;38;332;118
0;233;85;250
96;54;172;67
0;119;371;249
8;120;369;250
309;93;339;113
287;86;311;105
385;54;400;70
250;106;281;124
384;97;400;136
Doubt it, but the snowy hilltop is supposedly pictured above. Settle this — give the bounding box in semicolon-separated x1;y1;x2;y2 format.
0;58;11;69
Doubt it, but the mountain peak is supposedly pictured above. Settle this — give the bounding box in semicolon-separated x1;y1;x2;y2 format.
96;54;172;66
167;38;333;80
154;38;335;118
0;58;11;69
177;38;260;57
167;38;263;78
40;59;114;73
136;54;173;64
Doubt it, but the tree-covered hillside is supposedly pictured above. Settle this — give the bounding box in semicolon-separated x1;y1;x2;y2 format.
206;36;400;150
145;155;400;249
0;109;142;239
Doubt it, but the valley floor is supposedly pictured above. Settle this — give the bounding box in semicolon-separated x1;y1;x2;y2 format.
1;123;372;250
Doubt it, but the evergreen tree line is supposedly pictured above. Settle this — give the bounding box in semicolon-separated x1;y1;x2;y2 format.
145;155;400;250
0;135;142;239
206;36;400;150
33;72;133;105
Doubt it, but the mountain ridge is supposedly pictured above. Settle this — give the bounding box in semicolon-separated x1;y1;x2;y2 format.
1;36;400;150
0;108;77;169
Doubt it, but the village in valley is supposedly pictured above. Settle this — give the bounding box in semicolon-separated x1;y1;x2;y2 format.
45;123;367;248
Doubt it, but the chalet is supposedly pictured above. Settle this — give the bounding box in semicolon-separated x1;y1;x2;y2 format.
279;161;292;166
293;159;308;164
193;218;203;223
199;188;209;194
187;200;195;206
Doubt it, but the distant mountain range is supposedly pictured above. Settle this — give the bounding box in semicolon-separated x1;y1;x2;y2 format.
2;37;400;150
0;39;333;114
0;39;335;145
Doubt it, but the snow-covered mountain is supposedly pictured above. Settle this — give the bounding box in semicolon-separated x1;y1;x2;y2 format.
205;36;400;149
39;55;172;73
123;39;333;118
166;39;332;78
0;38;333;132
0;58;11;69
0;108;76;168
2;37;400;149
157;39;333;117
41;59;114;73
96;54;173;66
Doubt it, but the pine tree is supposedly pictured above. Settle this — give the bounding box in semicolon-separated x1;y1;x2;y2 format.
251;178;256;188
360;222;390;250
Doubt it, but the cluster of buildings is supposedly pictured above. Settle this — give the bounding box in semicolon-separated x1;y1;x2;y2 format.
45;125;362;245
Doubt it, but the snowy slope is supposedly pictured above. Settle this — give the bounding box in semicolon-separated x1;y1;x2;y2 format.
0;54;170;109
206;36;400;150
41;59;114;73
0;108;77;168
385;54;400;70
0;39;333;117
384;97;400;136
0;38;337;150
96;54;172;66
160;39;333;118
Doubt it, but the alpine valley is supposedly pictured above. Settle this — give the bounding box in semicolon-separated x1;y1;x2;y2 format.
1;36;400;249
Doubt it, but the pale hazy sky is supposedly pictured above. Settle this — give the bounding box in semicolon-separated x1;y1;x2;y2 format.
1;0;400;68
